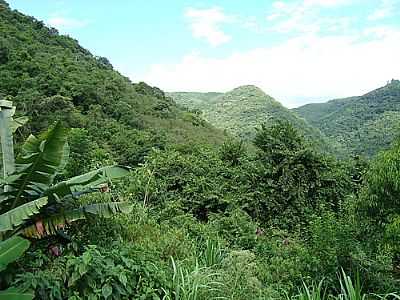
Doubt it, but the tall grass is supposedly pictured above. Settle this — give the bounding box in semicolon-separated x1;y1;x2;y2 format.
289;270;400;300
290;280;326;300
337;269;365;300
163;257;225;300
200;239;224;268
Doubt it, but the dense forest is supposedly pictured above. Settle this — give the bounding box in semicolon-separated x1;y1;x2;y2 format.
171;81;400;158
294;79;400;157
169;86;332;153
1;1;400;299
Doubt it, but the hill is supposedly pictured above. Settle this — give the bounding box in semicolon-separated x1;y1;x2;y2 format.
294;80;400;157
170;85;331;151
0;0;226;168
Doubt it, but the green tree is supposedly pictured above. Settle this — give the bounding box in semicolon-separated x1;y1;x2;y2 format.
359;139;400;272
249;121;351;227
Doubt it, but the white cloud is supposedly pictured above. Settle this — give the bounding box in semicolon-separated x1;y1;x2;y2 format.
141;30;400;108
368;0;395;20
47;16;88;30
303;0;351;7
266;0;353;34
185;7;233;47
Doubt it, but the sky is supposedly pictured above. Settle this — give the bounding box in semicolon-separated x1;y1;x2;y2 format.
7;0;400;108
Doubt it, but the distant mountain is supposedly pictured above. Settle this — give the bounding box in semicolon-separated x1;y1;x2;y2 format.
294;80;400;157
169;86;331;151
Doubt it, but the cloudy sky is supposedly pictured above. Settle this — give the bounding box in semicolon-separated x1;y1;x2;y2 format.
8;0;400;107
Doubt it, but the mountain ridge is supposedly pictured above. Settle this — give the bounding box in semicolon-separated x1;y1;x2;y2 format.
169;85;332;152
294;79;400;156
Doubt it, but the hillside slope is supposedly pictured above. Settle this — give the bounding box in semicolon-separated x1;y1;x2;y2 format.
170;86;331;151
294;80;400;157
0;0;226;168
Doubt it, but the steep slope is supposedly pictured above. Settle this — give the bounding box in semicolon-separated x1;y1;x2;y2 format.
170;86;331;151
169;92;223;112
294;80;400;157
0;1;226;168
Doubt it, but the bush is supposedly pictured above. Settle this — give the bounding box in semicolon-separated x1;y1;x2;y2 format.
15;245;168;300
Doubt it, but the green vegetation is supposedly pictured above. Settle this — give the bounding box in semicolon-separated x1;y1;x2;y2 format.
0;121;132;240
169;86;330;152
294;80;400;157
0;236;33;299
1;1;400;299
0;0;226;171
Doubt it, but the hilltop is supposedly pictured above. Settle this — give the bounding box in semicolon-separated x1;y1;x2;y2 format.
294;79;400;156
170;85;331;151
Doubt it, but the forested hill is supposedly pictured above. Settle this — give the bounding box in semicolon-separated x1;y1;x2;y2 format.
170;85;332;152
0;0;226;169
294;79;400;157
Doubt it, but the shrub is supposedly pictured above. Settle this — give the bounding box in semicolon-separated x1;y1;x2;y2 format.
15;245;168;300
209;209;257;249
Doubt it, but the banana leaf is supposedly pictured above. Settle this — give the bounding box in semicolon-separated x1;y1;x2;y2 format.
0;197;48;232
0;288;33;300
2;122;69;208
21;202;132;239
0;104;16;179
44;165;129;202
10;116;28;133
0;236;30;271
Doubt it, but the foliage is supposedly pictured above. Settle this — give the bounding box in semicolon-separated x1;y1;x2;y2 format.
248;121;352;227
219;138;246;166
2;1;400;299
16;245;168;299
218;250;264;300
0;0;226;173
294;80;400;157
0;236;33;299
163;257;223;300
170;86;330;153
358;139;400;277
127;147;238;221
289;272;400;300
0;122;132;240
199;239;224;268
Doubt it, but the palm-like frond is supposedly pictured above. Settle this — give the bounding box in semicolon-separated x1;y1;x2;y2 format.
84;201;133;217
20;202;132;239
0;236;30;272
0;197;47;232
0;119;132;240
0;236;33;299
0;288;34;300
2;123;69;209
0;102;17;179
45;166;129;202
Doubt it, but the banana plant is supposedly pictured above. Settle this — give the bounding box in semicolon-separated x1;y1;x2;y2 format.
0;119;132;240
0;236;33;299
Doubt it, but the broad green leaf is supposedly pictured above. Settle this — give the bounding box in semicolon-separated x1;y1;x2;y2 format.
119;273;127;286
0;236;30;272
0;197;48;232
20;208;85;238
102;284;112;298
66;165;129;186
10;116;29;133
20;202;132;239
84;202;133;217
0;288;33;300
45;165;129;201
3;122;69;209
0;104;16;179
